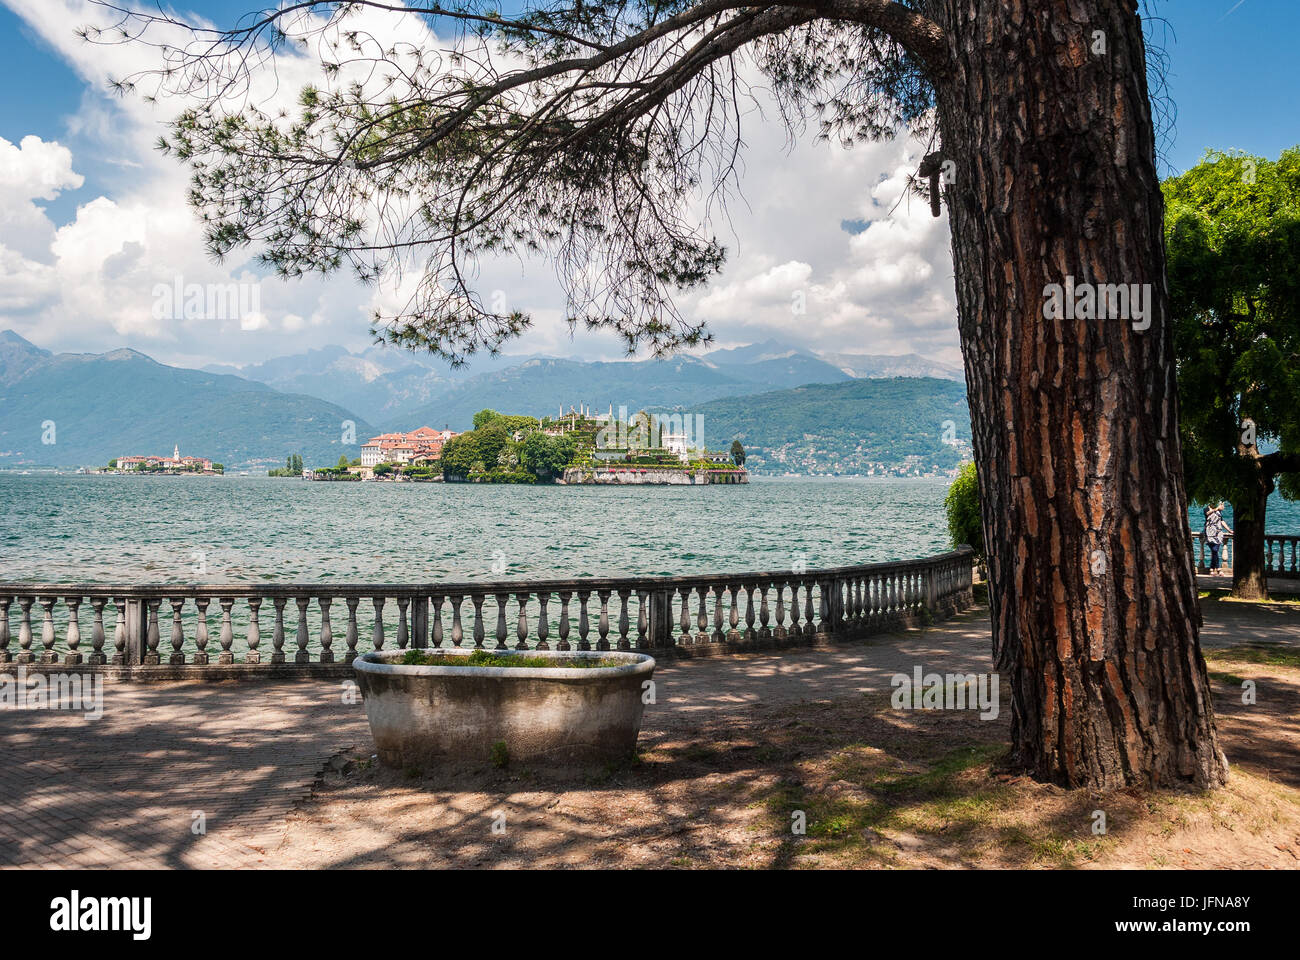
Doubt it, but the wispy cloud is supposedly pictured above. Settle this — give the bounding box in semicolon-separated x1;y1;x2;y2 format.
1219;0;1248;21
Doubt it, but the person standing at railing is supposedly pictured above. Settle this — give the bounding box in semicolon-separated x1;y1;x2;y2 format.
1203;501;1232;573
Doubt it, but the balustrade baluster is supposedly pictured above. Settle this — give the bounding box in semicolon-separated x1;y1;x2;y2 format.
112;598;126;665
712;587;725;643
88;597;107;665
695;586;710;643
745;584;757;642
319;598;334;663
144;599;161;665
636;590;648;649
372;597;386;651
450;595;464;648
296;597;312;662
39;596;57;663
773;583;786;640
0;597;9;663
616;590;630;651
218;598;235;664
16;597;33;663
271;598;287;663
246;597;262;664
577;590;592;651
727;584;740;642
516;592;530;650
596;589;611;651
494;593;509;650
194;598;210;665
430;595;445;649
396;597;410;649
557;591;571;651
678;586;691;645
167;597;185;665
536;594;550;651
803;583;815;637
345;597;360;662
63;596;83;665
471;594;486;649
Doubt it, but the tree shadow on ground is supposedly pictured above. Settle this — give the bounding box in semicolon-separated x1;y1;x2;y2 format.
275;678;1300;870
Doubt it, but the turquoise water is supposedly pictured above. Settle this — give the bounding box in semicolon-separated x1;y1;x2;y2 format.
0;474;955;584
2;473;1297;585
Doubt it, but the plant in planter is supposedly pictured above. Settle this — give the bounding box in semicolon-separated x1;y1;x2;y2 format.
353;646;656;769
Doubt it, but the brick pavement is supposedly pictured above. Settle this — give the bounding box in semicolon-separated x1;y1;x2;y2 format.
1;598;1295;868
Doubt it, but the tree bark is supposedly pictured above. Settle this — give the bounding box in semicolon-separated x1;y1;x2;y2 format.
925;0;1227;788
1231;477;1272;601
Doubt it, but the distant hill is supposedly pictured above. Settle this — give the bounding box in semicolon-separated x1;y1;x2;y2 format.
0;328;966;470
662;377;973;476
208;336;961;430
202;344;528;427
400;354;768;430
817;350;965;381
0;331;375;470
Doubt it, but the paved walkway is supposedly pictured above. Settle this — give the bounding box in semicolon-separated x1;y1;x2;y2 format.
0;599;1293;868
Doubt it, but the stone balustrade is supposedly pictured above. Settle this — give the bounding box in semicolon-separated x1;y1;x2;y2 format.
1190;532;1300;578
0;547;975;678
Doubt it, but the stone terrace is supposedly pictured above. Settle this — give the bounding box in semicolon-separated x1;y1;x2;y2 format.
1;594;1296;869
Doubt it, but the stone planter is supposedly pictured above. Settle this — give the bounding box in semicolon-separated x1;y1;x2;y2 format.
352;648;656;768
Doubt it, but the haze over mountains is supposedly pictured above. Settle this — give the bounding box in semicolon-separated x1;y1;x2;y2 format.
0;330;374;469
204;338;963;428
0;329;965;471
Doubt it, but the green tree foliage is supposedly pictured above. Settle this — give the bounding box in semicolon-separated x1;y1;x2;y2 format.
472;408;499;430
519;433;578;479
730;439;746;465
337;454;350;469
476;423;511;467
440;432;480;479
1164;147;1300;597
944;461;983;560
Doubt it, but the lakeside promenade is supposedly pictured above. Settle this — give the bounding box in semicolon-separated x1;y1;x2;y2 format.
1;585;1295;869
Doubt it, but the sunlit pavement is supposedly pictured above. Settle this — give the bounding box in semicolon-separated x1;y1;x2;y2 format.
0;599;1294;868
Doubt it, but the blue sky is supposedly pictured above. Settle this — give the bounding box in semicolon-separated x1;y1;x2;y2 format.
0;0;1295;368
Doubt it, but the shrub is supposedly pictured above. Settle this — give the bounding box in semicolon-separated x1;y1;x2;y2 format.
944;461;984;560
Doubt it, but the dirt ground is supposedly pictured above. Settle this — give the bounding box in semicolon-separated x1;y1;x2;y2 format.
269;642;1300;869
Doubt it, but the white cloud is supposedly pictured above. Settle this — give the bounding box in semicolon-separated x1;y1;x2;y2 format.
1;0;961;370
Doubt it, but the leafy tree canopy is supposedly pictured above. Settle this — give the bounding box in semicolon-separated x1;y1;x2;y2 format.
1164;147;1300;510
87;0;944;363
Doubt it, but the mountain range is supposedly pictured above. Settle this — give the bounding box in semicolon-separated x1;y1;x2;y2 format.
204;337;963;429
0;329;966;471
665;377;972;476
0;330;374;470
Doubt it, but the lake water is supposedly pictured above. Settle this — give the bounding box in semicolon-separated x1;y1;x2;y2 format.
2;473;1297;585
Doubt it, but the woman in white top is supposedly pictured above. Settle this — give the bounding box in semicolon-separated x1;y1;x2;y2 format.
1203;501;1232;572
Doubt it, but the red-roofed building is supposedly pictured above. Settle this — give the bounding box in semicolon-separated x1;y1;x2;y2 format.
361;427;457;467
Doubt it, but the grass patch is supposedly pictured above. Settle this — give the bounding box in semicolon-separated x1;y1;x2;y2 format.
1199;588;1300;606
398;649;625;668
1203;645;1300;669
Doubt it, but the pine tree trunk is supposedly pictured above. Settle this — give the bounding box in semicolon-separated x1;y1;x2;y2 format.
926;0;1227;788
1231;478;1272;601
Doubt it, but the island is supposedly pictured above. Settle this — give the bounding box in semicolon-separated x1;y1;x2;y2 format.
98;445;223;475
308;408;748;485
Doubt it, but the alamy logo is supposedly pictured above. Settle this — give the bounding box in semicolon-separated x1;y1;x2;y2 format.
151;275;261;323
0;668;103;719
49;891;151;940
1042;275;1152;331
891;666;1000;720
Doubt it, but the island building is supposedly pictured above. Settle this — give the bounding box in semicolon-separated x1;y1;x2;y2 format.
116;445;216;473
360;426;457;467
